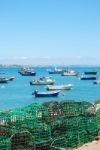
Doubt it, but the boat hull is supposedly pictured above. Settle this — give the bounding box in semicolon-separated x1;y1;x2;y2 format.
81;77;97;80
46;85;72;90
33;91;60;97
62;73;78;76
30;81;54;85
0;78;8;83
48;71;63;74
62;71;78;76
0;80;8;83
20;72;36;76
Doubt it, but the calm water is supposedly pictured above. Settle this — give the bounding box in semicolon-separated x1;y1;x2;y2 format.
0;66;100;111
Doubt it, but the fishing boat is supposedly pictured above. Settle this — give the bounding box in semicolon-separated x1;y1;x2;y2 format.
0;78;8;83
84;71;97;75
18;68;36;76
33;90;60;97
62;70;78;76
80;75;97;80
30;77;55;85
48;67;64;74
93;80;100;84
46;84;73;90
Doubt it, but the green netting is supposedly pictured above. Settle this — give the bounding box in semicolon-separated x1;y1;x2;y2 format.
36;141;51;150
0;138;11;150
43;101;64;121
30;123;51;142
60;101;80;117
22;103;48;122
10;131;35;150
51;137;67;150
0;100;99;150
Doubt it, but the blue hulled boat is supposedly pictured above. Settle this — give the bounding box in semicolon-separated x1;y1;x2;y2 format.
80;70;98;81
33;90;60;97
81;76;97;80
18;68;36;76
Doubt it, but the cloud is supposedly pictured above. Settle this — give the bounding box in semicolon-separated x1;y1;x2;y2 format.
13;56;28;60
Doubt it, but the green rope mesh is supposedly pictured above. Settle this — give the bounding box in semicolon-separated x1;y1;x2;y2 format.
0;101;99;150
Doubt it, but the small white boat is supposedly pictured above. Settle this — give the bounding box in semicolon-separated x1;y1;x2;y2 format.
46;84;73;90
62;70;78;76
93;80;100;84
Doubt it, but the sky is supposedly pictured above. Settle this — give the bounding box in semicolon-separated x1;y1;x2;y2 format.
0;0;100;66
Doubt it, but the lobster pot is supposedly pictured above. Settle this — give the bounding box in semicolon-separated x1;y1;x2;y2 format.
11;131;35;150
95;108;100;129
0;111;10;129
66;131;79;148
51;137;67;150
77;130;89;147
36;141;51;150
85;116;98;141
0;138;11;150
0;100;99;150
33;123;51;142
44;101;64;121
22;103;48;122
77;117;87;130
50;118;67;137
78;101;96;116
0;125;11;138
66;117;79;130
7;109;30;128
96;114;100;128
60;101;79;117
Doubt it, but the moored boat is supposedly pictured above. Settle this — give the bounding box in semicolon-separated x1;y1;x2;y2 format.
32;90;60;97
62;70;78;76
84;71;97;75
46;84;73;90
80;75;97;80
80;71;98;80
30;77;55;85
48;67;64;74
18;68;36;76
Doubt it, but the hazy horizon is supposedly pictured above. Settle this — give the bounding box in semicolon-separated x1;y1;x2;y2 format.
1;56;100;67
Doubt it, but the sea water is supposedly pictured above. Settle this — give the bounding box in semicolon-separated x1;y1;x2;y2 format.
0;66;100;111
